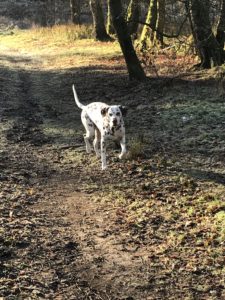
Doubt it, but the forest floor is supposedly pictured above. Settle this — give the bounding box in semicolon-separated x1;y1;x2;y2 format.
0;27;225;300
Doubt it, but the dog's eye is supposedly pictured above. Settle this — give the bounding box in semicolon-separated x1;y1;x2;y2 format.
109;113;113;117
116;112;121;116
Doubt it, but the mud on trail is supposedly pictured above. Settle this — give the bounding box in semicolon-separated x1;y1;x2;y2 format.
0;35;225;300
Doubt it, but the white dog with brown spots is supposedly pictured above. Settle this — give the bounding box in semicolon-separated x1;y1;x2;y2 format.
72;85;127;170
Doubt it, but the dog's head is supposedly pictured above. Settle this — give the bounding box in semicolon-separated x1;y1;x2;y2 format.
101;105;127;129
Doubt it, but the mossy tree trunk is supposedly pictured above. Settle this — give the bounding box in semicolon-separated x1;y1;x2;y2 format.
155;0;165;47
70;0;81;25
216;0;225;63
90;0;111;41
109;0;146;80
106;0;115;35
126;0;139;36
139;0;157;50
189;0;222;68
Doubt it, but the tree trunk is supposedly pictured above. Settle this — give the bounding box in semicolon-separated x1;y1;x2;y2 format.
155;0;165;47
37;0;47;26
189;0;222;68
109;0;146;80
126;0;139;36
70;0;81;24
216;0;225;63
139;0;157;50
106;0;115;35
90;0;111;41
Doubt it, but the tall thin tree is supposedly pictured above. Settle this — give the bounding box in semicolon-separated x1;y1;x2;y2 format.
189;0;222;68
70;0;81;24
216;0;225;63
109;0;146;80
155;0;165;47
139;0;157;50
90;0;111;41
126;0;139;36
106;0;115;35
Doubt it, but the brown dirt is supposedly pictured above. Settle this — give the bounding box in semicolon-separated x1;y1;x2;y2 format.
0;39;225;300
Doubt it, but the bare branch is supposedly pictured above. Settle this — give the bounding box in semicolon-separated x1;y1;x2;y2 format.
127;12;189;39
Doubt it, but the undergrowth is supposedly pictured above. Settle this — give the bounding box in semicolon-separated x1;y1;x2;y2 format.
30;24;93;42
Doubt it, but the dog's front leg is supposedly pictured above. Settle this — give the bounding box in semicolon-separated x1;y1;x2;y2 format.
101;137;107;170
119;135;126;159
93;128;101;158
84;134;92;153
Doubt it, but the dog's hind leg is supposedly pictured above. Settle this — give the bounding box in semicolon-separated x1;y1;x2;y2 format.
101;137;107;170
93;128;101;157
119;135;126;159
81;111;95;154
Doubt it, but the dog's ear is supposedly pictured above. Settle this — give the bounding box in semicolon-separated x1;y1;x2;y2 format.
119;105;128;116
101;107;109;116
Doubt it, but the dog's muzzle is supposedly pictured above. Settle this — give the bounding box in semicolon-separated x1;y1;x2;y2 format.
113;118;118;126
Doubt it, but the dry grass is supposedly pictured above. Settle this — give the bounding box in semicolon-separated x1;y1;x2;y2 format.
30;24;94;41
0;25;122;70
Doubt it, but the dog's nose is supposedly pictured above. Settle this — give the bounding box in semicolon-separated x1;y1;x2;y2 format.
113;118;117;126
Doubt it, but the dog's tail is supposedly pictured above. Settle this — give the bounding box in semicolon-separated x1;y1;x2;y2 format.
72;84;85;109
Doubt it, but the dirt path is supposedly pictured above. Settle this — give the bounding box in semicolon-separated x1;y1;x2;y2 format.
65;192;150;299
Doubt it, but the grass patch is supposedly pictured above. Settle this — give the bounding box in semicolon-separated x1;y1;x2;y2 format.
214;211;225;241
148;98;225;156
0;25;122;70
30;24;94;42
128;134;146;160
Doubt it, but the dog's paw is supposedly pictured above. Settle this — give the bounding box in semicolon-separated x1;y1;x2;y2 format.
119;152;126;159
86;148;92;154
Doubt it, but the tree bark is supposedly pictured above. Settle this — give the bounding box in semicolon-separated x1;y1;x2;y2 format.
189;0;222;68
126;0;139;36
109;0;146;80
216;0;225;62
37;0;47;26
106;0;115;35
70;0;81;25
90;0;111;41
140;0;157;50
155;0;165;47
